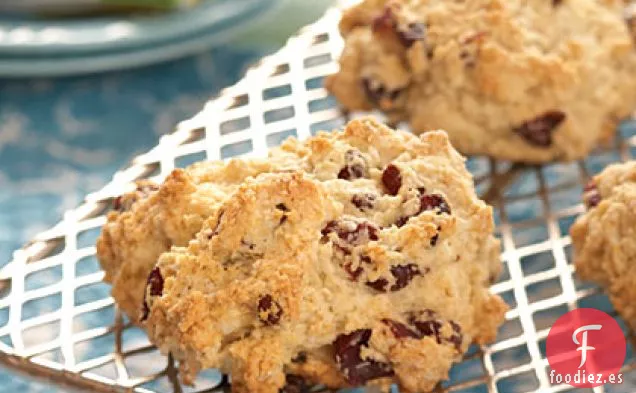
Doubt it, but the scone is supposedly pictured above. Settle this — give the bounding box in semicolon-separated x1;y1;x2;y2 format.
141;119;507;393
326;0;636;163
571;161;636;335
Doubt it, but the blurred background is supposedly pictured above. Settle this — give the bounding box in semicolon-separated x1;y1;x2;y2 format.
0;1;331;390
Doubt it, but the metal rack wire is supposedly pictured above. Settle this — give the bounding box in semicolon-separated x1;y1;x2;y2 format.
0;4;635;393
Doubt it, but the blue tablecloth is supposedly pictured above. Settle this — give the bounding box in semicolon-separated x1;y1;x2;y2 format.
0;46;264;393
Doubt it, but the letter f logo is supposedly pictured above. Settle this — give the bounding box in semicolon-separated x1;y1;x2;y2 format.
572;324;602;368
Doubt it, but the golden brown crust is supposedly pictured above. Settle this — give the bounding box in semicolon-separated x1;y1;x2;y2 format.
131;119;506;393
327;0;636;163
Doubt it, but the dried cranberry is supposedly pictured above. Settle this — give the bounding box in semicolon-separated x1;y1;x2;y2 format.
360;255;373;265
352;222;379;243
513;111;566;147
459;50;476;68
140;267;163;322
351;193;376;211
382;164;402;196
280;375;309;393
384;312;463;351
322;222;382;282
388;89;402;101
583;180;601;209
449;321;463;351
258;295;283;325
334;243;353;256
291;352;308;364
321;221;338;238
338;150;367;181
553;0;562;5
396;190;451;227
140;300;150;322
408;310;463;350
343;262;364;281
362;78;383;102
343;255;372;281
112;196;123;211
585;192;601;209
391;264;425;291
395;216;409;228
396;23;426;47
366;264;424;292
338;166;365;180
113;182;159;212
362;78;403;107
333;329;394;385
321;220;379;245
382;319;419;339
147;267;164;297
365;277;389;292
276;203;289;225
420;194;451;215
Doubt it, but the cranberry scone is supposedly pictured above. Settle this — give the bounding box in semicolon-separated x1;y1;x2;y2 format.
141;118;507;393
571;161;636;335
326;0;636;163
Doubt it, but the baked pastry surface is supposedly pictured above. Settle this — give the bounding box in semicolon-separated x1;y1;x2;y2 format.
326;0;636;162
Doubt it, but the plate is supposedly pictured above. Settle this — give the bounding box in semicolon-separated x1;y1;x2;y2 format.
0;0;278;77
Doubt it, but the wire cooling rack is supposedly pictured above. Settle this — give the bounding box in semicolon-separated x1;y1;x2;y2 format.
1;4;636;393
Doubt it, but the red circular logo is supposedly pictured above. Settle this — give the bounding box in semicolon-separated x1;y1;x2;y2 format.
546;308;626;388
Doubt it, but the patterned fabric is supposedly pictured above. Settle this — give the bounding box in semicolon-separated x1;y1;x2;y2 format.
0;47;262;392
